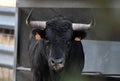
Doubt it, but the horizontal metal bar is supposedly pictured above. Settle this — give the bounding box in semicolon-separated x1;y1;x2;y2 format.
16;67;120;77
0;7;15;13
0;64;13;69
0;25;14;29
16;1;95;8
0;14;15;29
102;74;120;78
82;71;120;77
0;44;14;53
16;0;120;8
16;67;31;71
82;71;102;75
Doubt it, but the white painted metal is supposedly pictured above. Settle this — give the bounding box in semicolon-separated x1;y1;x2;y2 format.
0;6;15;69
0;7;15;29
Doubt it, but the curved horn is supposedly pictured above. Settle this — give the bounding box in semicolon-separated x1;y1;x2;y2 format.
26;9;46;30
72;18;95;31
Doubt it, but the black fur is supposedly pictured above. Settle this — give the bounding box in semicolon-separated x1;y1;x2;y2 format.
29;17;86;81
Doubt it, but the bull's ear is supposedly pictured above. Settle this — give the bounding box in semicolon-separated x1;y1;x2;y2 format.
35;32;41;40
74;37;81;41
73;31;87;41
30;28;45;40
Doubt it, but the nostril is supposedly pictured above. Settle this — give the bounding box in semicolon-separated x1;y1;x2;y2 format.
51;60;55;64
59;61;63;64
50;58;64;65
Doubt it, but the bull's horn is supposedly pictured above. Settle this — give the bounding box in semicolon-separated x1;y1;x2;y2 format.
26;9;46;30
72;18;95;31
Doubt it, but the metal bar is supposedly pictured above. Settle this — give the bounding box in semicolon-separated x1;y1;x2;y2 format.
16;67;31;71
0;25;14;30
0;44;14;53
82;71;120;77
0;64;13;69
13;8;19;81
16;1;95;8
82;71;102;75
0;7;15;13
15;66;120;77
103;74;120;77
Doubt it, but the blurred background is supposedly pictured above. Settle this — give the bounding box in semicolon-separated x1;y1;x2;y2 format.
0;0;16;81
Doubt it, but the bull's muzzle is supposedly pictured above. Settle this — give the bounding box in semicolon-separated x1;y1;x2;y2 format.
49;58;65;71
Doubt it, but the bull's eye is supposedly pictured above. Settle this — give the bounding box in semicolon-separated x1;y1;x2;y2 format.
51;60;55;64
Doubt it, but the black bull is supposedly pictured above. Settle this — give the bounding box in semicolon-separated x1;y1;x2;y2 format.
28;17;86;81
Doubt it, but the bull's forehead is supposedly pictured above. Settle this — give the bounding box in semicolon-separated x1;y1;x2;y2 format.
47;19;72;30
45;17;73;41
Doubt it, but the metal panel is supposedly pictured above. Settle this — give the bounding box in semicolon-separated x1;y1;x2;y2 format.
0;7;15;13
13;8;19;81
0;7;15;29
82;40;120;74
0;6;15;70
0;53;13;69
0;45;14;54
16;0;95;8
16;0;120;8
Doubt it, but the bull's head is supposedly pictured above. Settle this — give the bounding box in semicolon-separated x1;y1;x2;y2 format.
27;10;95;71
